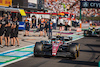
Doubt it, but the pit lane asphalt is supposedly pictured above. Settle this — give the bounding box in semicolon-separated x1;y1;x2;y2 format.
5;37;100;67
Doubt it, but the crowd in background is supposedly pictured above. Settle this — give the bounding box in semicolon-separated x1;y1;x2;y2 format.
24;16;71;39
69;0;100;17
0;14;19;48
44;0;77;13
44;0;100;17
0;13;98;48
24;16;54;39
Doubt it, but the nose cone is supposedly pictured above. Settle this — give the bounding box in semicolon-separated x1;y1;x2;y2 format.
52;43;59;56
52;41;63;56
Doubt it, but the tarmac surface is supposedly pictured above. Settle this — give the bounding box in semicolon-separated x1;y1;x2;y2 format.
4;37;100;67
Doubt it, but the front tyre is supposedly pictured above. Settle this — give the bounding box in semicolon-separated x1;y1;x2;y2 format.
69;44;78;59
73;52;77;59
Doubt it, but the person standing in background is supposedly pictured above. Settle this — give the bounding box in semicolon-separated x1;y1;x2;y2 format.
34;17;36;28
24;17;29;36
44;19;49;37
0;14;7;47
4;15;12;47
51;17;57;30
32;17;36;28
32;17;35;28
65;20;70;31
13;17;19;46
35;18;41;32
48;19;53;39
0;16;6;48
27;16;32;28
46;19;50;37
10;18;15;46
39;18;45;37
24;16;32;36
59;18;63;31
0;16;3;47
38;18;41;25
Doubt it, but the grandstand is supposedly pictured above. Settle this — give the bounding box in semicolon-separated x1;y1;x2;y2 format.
44;0;100;17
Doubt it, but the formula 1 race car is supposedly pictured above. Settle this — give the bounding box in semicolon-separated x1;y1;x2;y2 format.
84;27;100;37
34;36;80;59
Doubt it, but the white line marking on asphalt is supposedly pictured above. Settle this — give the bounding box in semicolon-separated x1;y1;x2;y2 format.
0;44;35;67
0;44;35;54
0;55;33;67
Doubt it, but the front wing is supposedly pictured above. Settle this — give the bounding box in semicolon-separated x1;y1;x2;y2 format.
35;51;73;57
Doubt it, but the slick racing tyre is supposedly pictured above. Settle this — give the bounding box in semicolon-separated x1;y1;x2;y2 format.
34;42;43;57
73;51;77;59
73;45;78;59
73;43;80;57
69;44;78;59
76;44;80;57
77;44;80;57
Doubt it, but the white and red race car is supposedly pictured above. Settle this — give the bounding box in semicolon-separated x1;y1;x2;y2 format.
34;36;80;59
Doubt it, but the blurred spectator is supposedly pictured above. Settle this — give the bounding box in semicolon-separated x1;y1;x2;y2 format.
27;16;32;28
32;17;36;28
39;18;45;37
59;18;64;31
48;19;53;39
0;16;4;47
69;0;100;17
4;15;12;47
44;0;100;17
24;17;31;36
51;17;57;30
44;19;49;37
0;14;20;47
12;17;19;46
